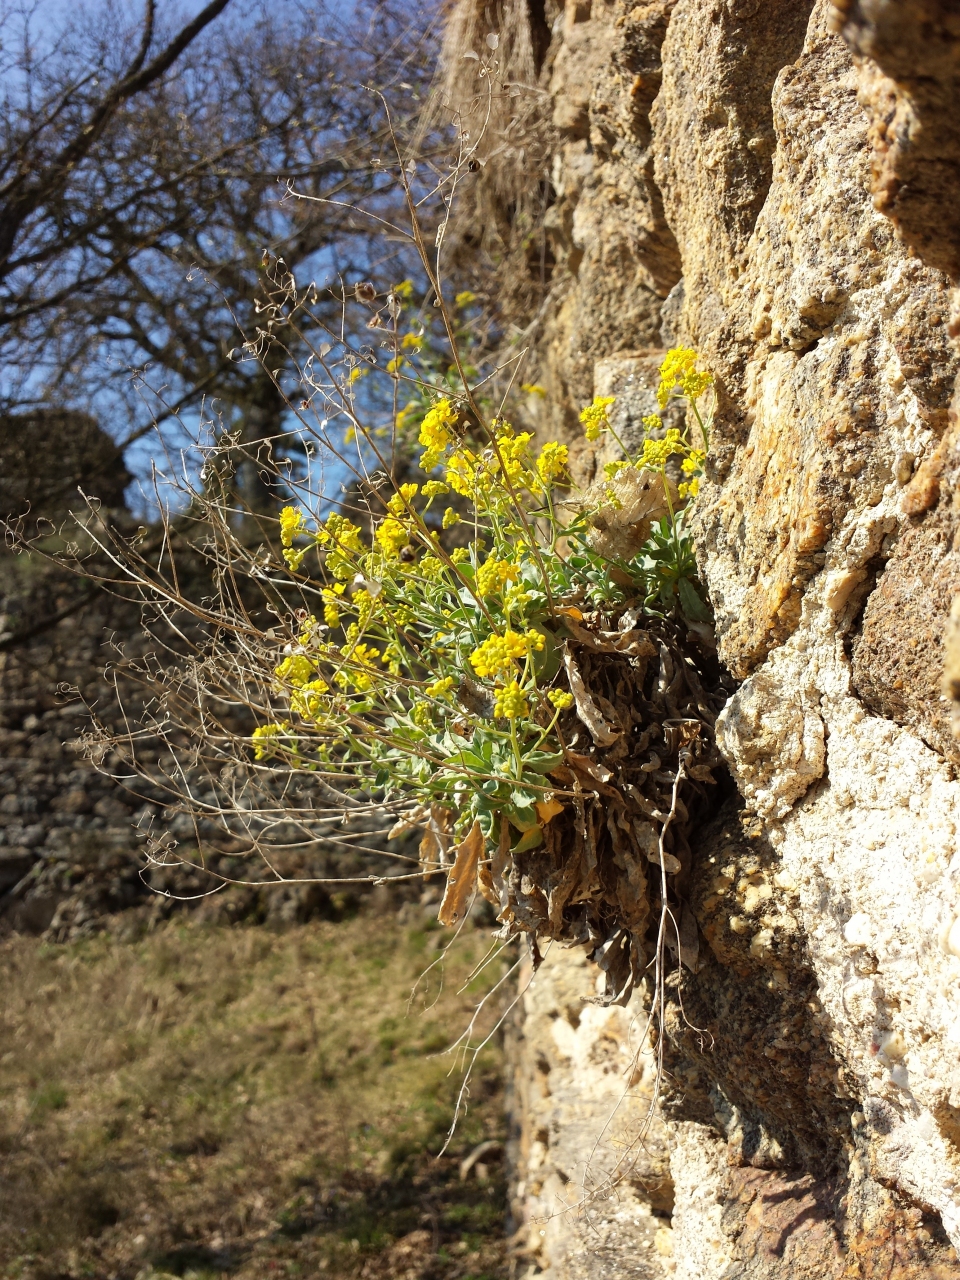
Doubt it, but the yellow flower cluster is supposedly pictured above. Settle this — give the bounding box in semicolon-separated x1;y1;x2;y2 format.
321;584;344;627
419;399;459;471
318;513;365;580
387;483;418;514
376;517;409;557
536;441;568;486
579;395;616;442
251;722;289;760
476;558;520;597
275;653;314;687
494;425;535;489
657;347;713;409
494;680;529;720
279;506;308;569
422;480;449;497
638;428;685;470
469;628;545;678
425;675;456;699
419;555;445;582
548;689;574;710
678;448;706;499
291;679;329;718
279;506;306;547
412;702;434;729
335;642;381;692
446;449;487;497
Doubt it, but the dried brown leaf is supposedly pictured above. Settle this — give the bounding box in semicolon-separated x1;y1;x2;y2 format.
564;648;621;747
438;820;484;927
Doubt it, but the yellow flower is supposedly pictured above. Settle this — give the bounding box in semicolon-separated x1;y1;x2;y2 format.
418;399;459;471
450;547;471;564
348;366;367;384
446;450;480;496
386;355;405;374
548;689;574;710
393;279;414;300
386;483;419;516
494;680;529;720
353;588;377;626
642;413;662;433
376;517;409;557
579;395;616;442
297;615;320;646
678;477;700;499
401;332;423;350
536;441;568;486
251;722;290;760
320;587;343;628
274;653;314;687
319;513;365;579
441;507;461;529
469;629;545;679
419;555;445;581
283;546;307;571
504;584;533;610
422;480;449;498
335;642;381;691
639;428;685;470
495;429;534;488
279;506;307;548
291;678;329;718
318;514;364;554
476;558;520;596
521;383;547;398
657;347;713;409
412;702;434;729
455;290;476;308
425;676;456;699
682;450;706;474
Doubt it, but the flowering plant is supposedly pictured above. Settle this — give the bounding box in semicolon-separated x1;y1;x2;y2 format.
257;336;714;925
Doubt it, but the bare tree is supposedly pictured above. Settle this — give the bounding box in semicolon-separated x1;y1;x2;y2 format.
0;0;440;507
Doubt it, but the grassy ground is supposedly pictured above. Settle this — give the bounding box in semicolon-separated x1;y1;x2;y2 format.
0;906;511;1280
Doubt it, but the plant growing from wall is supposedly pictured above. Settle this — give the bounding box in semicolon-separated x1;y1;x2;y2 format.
250;314;723;1007
31;108;727;1023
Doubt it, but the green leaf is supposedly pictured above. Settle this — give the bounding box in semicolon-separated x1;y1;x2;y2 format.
678;576;712;622
530;625;560;681
507;803;539;832
473;800;497;839
521;749;564;774
510;788;539;809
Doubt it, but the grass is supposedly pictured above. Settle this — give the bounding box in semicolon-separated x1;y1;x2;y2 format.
0;907;511;1280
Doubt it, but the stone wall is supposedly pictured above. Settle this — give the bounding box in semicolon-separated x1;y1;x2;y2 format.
0;549;404;941
493;0;960;1275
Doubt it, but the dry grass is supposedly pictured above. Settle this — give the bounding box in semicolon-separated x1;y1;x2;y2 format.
0;907;510;1280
